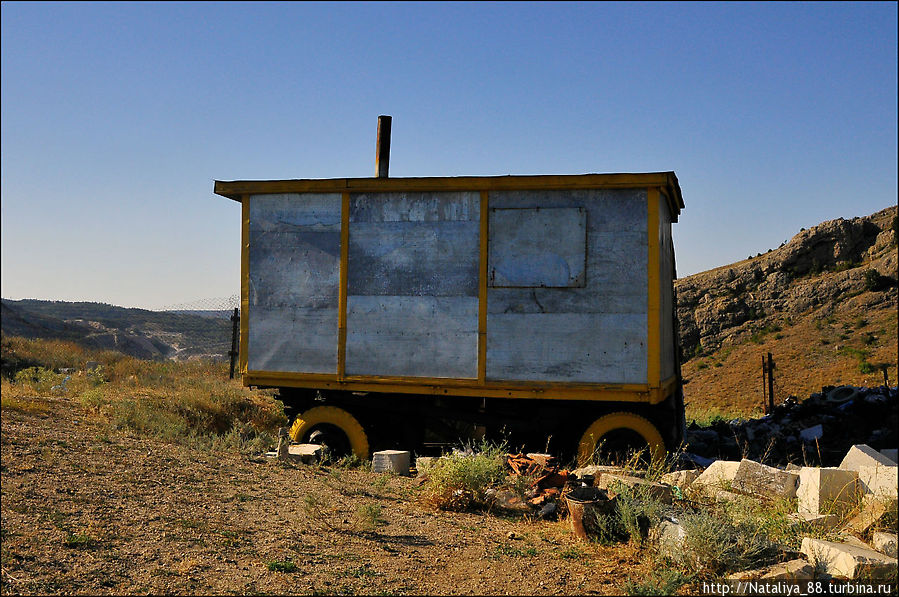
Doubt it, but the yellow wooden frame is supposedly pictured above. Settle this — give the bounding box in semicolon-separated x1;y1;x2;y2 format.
239;194;250;375
233;177;681;406
337;192;350;379
647;187;661;393
218;172;683;221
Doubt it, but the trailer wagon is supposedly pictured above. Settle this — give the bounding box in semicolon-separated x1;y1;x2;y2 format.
215;171;685;463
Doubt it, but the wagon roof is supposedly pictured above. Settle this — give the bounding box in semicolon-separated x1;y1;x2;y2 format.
214;171;683;218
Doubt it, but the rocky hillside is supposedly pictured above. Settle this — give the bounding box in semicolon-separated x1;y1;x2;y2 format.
0;299;232;361
676;206;897;417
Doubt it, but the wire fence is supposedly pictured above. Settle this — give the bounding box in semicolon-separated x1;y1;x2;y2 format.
156;295;240;313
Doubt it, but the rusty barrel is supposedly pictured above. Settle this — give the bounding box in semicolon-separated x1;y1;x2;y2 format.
565;486;611;541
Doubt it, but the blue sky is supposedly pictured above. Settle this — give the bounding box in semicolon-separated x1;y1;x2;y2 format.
2;1;896;309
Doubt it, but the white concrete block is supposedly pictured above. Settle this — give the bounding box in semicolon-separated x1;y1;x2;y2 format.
789;511;841;531
692;460;741;490
880;449;898;464
840;444;897;472
288;443;322;464
846;495;899;534
727;559;816;581
801;537;898;579
731;459;799;499
652;520;687;558
597;473;673;504
858;464;899;499
414;456;437;472
372;450;411;475
872;532;898;558
661;469;700;489
797;467;859;516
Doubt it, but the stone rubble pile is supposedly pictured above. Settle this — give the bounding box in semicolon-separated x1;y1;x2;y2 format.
655;444;897;581
682;385;898;467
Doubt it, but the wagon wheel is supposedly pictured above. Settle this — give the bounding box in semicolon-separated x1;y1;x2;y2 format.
289;406;370;461
577;412;665;467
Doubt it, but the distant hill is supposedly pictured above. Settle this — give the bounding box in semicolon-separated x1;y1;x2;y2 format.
676;205;897;416
0;299;232;361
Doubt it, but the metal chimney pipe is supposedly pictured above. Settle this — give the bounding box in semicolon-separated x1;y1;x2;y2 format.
376;115;392;178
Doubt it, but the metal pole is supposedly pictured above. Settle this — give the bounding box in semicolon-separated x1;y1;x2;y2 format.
229;307;239;379
762;355;768;414
376;115;392;178
767;352;774;412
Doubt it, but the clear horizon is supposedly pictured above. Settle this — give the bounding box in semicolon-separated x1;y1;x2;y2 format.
2;2;896;310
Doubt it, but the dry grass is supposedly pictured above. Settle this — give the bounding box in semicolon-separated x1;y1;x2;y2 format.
1;335;287;453
683;293;897;418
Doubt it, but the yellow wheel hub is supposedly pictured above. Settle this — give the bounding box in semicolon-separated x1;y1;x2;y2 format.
289;406;370;461
577;411;665;466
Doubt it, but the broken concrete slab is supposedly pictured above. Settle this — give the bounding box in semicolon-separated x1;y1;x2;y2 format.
371;450;411;475
872;532;898;558
858;464;899;499
596;473;673;504
715;490;747;503
731;459;799;499
801;537;898;579
840;444;898;472
288;444;322;464
571;464;630;480
880;449;898;464
800;424;824;443
845;495;899;535
726;559;816;581
691;460;741;492
414;456;437;472
660;469;700;489
797;467;859;516
789;511;841;531
653;519;686;550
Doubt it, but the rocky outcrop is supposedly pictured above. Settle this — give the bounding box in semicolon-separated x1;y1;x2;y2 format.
676;206;897;358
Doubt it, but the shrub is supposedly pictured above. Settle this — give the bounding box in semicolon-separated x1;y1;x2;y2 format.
421;441;507;511
621;568;689;596
672;510;779;576
13;367;65;394
864;270;894;292
355;504;385;532
266;560;297;573
611;482;670;546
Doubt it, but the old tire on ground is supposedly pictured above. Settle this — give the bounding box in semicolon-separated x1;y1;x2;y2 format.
577;411;666;466
289;406;370;461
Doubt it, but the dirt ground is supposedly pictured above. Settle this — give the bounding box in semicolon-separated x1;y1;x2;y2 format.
1;395;658;596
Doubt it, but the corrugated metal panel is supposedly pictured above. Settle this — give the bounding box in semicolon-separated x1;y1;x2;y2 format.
486;189;648;384
247;193;341;373
346;192;480;378
488;208;586;288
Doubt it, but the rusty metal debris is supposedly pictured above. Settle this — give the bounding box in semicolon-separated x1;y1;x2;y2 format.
503;453;577;516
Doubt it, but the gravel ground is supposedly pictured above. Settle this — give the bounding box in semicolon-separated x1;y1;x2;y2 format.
1;394;654;596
